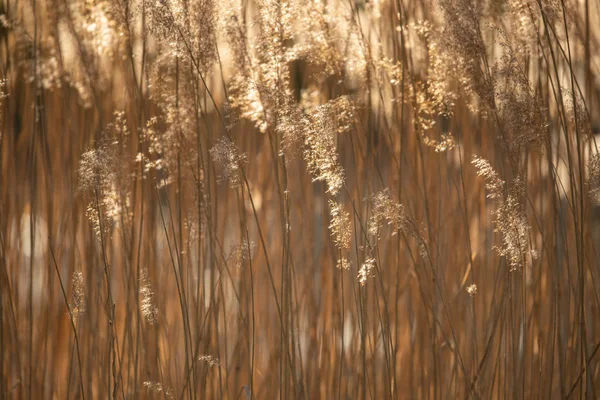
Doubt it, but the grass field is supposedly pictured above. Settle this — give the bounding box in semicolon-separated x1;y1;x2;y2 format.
1;0;600;398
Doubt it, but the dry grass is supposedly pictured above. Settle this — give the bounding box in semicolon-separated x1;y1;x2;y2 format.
1;0;600;398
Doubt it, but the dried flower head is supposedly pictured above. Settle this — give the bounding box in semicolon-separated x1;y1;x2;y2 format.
78;112;133;239
146;0;217;71
78;147;116;196
69;271;85;320
588;153;600;206
336;258;351;270
495;176;531;270
368;189;409;238
289;0;348;78
139;269;159;325
209;137;247;188
198;354;221;367
368;189;429;259
279;97;353;194
414;20;460;116
507;0;539;49
563;88;592;140
343;29;368;87
16;31;63;90
423;133;457;153
358;257;376;285
473;155;533;270
225;0;295;134
70;0;125;56
0;79;7;142
85;201;111;239
493;40;547;157
406;33;460;152
466;284;478;296
54;0;128;105
437;0;494;109
148;51;203;184
229;77;269;133
472;156;505;199
328;200;351;250
143;381;174;399
328;200;352;270
226;238;255;268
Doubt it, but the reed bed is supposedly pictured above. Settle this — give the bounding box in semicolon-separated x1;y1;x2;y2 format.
1;0;600;398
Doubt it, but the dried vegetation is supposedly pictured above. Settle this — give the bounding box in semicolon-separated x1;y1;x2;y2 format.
1;0;600;398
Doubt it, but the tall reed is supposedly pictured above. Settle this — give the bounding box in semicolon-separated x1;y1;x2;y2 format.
1;0;600;398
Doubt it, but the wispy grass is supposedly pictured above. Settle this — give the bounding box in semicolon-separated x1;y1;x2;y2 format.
1;0;600;398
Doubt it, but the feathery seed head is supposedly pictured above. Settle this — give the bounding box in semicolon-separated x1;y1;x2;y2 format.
198;355;221;367
358;257;376;285
210;137;247;189
139;269;159;325
466;284;478;296
473;156;533;270
143;382;174;399
69;271;85;320
588;154;600;206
